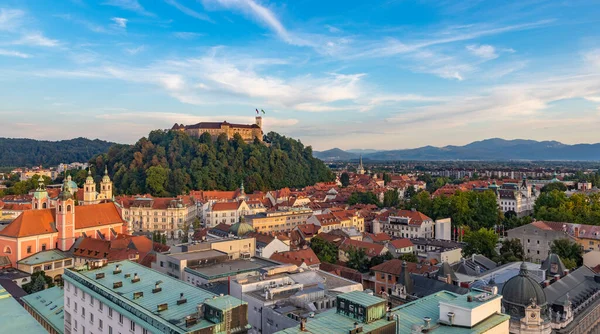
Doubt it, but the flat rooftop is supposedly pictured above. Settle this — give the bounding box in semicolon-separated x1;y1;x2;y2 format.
393;290;509;333
185;257;279;280
18;249;71;266
167;249;228;261
21;286;65;333
0;287;47;333
64;260;246;333
276;308;396;334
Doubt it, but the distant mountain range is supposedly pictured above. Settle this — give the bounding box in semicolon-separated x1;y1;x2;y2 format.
314;138;600;161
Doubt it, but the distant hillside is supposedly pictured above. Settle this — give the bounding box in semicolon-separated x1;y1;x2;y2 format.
316;138;600;161
93;131;334;196
314;148;359;160
0;137;116;167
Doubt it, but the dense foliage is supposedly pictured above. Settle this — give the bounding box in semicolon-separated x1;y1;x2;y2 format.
534;190;600;225
0;174;51;196
0;137;114;167
550;239;583;269
406;190;502;230
23;271;55;294
347;191;380;206
311;237;339;264
498;239;525;264
462;228;499;260
92;131;334;196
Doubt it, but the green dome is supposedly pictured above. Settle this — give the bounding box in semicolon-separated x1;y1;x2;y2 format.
501;263;548;319
229;219;254;237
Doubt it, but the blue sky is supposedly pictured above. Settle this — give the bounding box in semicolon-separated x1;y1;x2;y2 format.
1;0;599;150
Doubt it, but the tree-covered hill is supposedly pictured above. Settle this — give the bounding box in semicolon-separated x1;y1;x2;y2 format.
91;130;334;196
0;137;115;167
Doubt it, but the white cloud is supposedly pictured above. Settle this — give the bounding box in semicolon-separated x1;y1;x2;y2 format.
202;0;311;46
466;44;498;59
124;45;145;55
173;32;204;39
165;0;212;22
585;96;600;102
325;25;341;33
103;0;154;16
584;49;600;68
14;32;59;47
111;17;128;28
0;49;31;58
0;8;24;31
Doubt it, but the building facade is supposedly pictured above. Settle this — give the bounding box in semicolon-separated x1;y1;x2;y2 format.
506;221;577;263
373;209;435;239
172;116;263;143
245;208;314;233
63;260;250;334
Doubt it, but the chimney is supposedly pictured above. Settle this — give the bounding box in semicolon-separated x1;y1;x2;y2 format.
554;274;560;282
563;269;569;276
300;317;307;331
543;280;551;287
447;312;455;326
446;274;452;284
423;317;431;330
467;295;473;302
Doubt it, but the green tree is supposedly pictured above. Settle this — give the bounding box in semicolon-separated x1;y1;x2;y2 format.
23;271;54;294
161;234;167;245
346;247;370;273
348;192;380;206
408;191;433;216
404;186;416;200
340;172;350;187
369;252;393;267
541;182;567;193
462;228;499;259
383;189;400;208
550;239;583;268
383;173;392;185
399;253;418;263
193;217;201;230
498;238;524;264
311;237;339;264
145;166;169;196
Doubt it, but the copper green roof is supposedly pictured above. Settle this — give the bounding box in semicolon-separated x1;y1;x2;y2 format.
338;290;386;308
392;290;509;333
21;286;65;334
0;287;48;333
18;249;70;266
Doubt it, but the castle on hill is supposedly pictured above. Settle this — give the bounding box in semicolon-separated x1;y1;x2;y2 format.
172;116;263;143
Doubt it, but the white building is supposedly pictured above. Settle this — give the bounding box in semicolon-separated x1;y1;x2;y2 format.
230;265;363;334
373;209;435;239
63;260;250;334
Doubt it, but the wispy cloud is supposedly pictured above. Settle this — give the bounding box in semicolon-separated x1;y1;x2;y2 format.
0;8;25;31
466;44;497;59
0;48;31;58
124;45;145;55
202;0;311;46
111;17;128;28
14;32;60;47
165;0;212;22
103;0;154;16
172;31;204;39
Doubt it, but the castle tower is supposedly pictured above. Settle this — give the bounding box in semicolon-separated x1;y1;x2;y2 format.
32;177;49;210
255;116;262;128
100;166;113;200
56;179;76;251
83;167;96;205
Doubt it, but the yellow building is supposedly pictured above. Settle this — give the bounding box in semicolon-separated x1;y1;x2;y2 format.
172;116;263;143
245;208;313;232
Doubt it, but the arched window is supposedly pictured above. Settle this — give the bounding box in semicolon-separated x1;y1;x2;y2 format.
58;205;62;212
34;203;38;209
42;203;47;209
67;205;72;212
3;246;11;254
102;185;105;190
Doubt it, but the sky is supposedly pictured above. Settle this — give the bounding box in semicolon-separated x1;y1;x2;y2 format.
1;0;600;151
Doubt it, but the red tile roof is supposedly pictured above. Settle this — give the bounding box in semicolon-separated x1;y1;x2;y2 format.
340;239;386;258
370;259;436;275
364;233;391;243
389;238;414;249
295;224;321;237
0;202;124;238
393;210;433;226
270;248;320;267
1;203;32;211
211;201;240;211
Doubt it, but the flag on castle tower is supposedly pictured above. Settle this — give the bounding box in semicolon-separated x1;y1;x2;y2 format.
256;108;259;114
261;109;265;114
